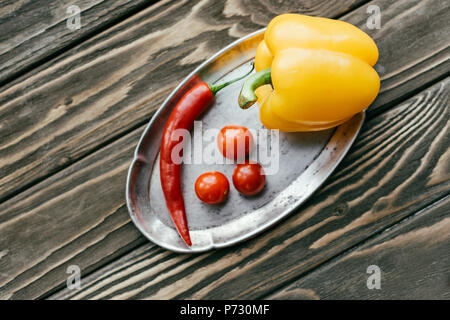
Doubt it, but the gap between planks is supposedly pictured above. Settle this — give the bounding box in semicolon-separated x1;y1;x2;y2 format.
265;195;450;300
260;193;450;299
1;0;448;300
1;0;377;299
0;0;160;89
46;77;449;300
0;0;371;204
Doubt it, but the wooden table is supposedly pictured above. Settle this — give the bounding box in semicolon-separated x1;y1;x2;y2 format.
0;0;448;300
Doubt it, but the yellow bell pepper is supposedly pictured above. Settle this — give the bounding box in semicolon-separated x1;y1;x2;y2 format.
238;14;380;131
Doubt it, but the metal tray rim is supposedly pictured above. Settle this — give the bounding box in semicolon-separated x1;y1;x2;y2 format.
125;29;364;253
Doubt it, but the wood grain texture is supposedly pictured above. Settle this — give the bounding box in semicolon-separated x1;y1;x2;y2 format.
0;126;147;299
0;1;368;299
5;0;447;202
268;196;450;300
48;78;449;300
344;0;450;116
0;0;154;85
1;0;449;300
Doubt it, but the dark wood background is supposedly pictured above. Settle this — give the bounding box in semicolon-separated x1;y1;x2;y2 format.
0;0;448;299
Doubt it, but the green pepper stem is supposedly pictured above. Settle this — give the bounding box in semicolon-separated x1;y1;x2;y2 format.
209;62;255;95
238;68;272;109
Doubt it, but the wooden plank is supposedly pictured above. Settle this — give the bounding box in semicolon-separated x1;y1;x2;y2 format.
268;196;450;300
47;78;449;300
0;0;154;86
343;0;450;116
2;0;447;202
0;0;368;299
0;127;147;299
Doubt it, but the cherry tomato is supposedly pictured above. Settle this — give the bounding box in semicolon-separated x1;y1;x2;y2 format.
232;162;265;196
217;125;254;160
195;171;230;204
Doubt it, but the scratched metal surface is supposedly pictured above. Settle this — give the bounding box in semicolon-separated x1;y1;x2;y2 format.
126;29;364;253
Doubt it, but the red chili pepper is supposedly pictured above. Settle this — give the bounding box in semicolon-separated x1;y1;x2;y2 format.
160;64;254;246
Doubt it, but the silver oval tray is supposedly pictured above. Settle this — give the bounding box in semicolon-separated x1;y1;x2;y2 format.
126;29;364;253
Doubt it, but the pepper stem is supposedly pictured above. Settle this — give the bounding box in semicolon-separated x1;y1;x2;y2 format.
238;68;272;109
209;62;255;95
